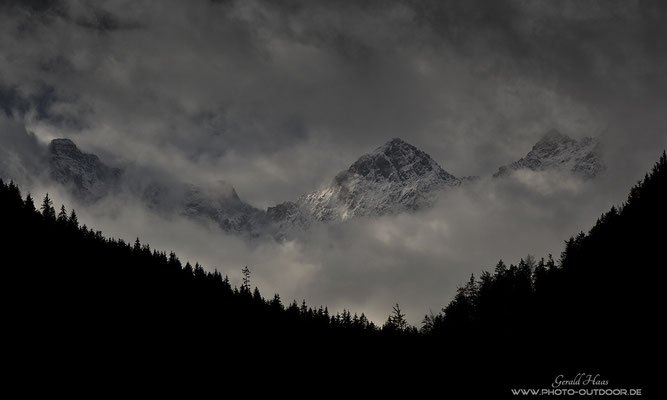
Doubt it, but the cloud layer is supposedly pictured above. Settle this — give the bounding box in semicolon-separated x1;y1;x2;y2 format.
41;170;619;325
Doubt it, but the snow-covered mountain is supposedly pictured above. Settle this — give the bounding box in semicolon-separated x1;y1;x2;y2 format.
49;138;122;202
28;137;468;237
493;130;605;178
37;132;605;239
261;138;464;238
295;138;461;222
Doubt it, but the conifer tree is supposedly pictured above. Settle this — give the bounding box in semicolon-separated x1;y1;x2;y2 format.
271;293;282;311
41;193;56;220
241;266;251;293
253;287;262;302
24;194;36;213
57;205;68;224
68;210;79;228
385;303;408;332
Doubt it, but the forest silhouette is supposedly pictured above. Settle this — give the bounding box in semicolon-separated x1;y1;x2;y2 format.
1;152;663;395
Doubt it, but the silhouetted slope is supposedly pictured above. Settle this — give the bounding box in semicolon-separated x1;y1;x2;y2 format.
0;180;424;391
0;184;381;340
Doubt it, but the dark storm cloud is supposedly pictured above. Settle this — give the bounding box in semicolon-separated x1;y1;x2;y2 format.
405;0;667;159
3;0;666;189
0;0;65;15
2;0;666;323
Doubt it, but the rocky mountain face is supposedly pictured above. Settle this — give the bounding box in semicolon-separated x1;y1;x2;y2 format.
261;138;464;238
181;180;266;235
266;201;310;239
37;132;605;239
49;138;122;202
493;130;605;179
296;138;461;222
48;138;265;235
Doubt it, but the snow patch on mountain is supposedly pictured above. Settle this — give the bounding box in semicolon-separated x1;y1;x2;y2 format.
295;138;461;223
42;132;606;240
493;130;605;179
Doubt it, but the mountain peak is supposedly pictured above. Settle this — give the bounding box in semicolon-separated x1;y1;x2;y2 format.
48;138;121;202
185;180;241;203
494;130;604;178
348;138;449;183
49;138;81;154
379;137;411;148
50;138;76;146
296;138;460;221
537;129;569;142
532;129;577;152
374;137;418;156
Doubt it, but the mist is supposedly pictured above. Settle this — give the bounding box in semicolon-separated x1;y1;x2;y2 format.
21;158;637;325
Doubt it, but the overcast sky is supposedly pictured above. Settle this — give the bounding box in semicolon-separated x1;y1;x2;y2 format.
2;0;667;323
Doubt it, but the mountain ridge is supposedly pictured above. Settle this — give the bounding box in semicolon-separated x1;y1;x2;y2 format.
295;138;461;222
493;129;605;179
21;131;606;238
